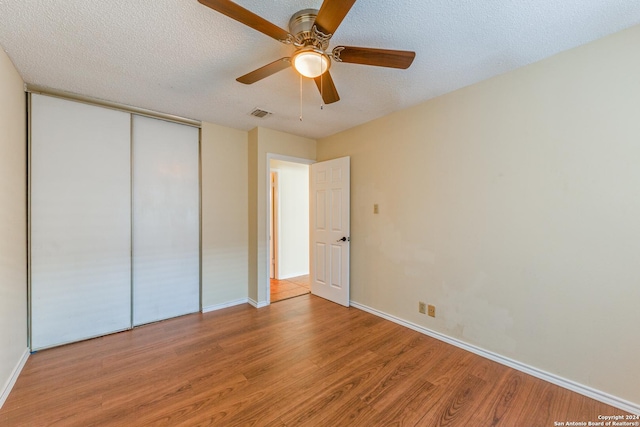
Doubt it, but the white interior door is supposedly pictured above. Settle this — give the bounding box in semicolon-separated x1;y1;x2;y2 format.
310;156;350;307
132;115;200;326
31;94;132;350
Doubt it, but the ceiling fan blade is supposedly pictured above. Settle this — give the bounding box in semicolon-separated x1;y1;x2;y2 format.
314;0;357;36
333;46;416;69
314;71;340;104
236;58;291;84
198;0;291;42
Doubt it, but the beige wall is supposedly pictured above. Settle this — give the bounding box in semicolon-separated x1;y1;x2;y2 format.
0;49;27;402
248;127;315;303
201;122;249;308
248;128;259;302
318;25;640;406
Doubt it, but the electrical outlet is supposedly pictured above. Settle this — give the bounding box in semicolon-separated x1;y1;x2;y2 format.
428;304;436;318
418;301;426;314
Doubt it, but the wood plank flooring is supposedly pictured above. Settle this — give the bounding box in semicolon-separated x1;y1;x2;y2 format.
0;294;628;426
270;275;310;303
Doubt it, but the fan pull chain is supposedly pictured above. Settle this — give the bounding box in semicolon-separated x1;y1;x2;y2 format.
320;60;324;110
299;75;303;122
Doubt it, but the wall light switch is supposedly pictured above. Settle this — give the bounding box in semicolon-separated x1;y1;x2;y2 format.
419;301;426;314
373;204;379;214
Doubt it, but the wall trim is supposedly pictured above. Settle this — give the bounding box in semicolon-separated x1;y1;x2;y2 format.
202;298;248;313
0;348;30;409
278;272;310;281
350;301;640;416
248;298;269;309
25;84;201;128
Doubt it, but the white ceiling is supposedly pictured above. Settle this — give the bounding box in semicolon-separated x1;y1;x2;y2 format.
1;0;640;139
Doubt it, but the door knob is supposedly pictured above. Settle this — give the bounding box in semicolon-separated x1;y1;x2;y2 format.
336;236;350;242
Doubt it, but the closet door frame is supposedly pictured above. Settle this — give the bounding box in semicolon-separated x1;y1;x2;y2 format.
27;90;202;350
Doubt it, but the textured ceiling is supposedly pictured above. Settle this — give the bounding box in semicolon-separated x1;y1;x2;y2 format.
1;0;640;139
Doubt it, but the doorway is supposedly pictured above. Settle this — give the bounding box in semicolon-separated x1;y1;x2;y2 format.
268;158;311;302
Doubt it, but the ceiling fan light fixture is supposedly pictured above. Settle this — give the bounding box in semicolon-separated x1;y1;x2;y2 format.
292;48;330;78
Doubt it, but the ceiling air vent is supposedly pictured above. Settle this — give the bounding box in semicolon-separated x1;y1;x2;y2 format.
250;108;272;119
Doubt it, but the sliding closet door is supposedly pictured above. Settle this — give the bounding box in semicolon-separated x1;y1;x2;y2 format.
30;94;132;350
132;115;200;325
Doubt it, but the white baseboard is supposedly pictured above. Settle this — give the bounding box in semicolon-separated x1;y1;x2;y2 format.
202;298;248;313
0;348;30;410
350;301;640;416
248;298;269;309
277;272;309;280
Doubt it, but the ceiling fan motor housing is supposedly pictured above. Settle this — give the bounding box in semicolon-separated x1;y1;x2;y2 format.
288;9;330;51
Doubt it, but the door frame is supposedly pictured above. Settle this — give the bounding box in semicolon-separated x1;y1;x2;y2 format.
265;153;314;305
270;170;279;280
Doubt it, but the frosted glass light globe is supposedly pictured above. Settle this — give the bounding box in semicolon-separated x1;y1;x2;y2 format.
293;49;330;78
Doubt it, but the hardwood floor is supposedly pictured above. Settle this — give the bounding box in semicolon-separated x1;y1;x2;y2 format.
270;274;310;302
0;294;628;426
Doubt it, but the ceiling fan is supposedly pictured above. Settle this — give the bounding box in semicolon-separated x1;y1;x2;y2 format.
198;0;416;104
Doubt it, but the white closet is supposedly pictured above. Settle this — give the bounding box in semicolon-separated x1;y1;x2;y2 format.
30;94;200;350
132;115;199;326
31;95;132;349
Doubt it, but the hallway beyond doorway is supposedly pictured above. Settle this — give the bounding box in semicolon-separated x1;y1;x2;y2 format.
270;275;310;302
